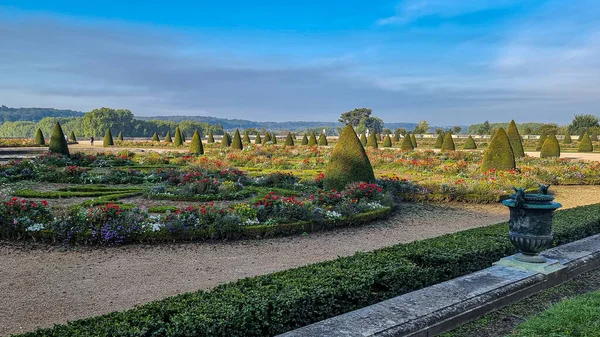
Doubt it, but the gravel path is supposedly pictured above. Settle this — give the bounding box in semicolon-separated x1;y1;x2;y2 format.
1;186;600;335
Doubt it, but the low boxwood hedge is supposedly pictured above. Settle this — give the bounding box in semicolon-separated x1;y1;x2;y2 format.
15;204;600;337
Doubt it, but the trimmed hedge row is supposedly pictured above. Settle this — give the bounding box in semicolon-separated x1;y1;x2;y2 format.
16;203;600;337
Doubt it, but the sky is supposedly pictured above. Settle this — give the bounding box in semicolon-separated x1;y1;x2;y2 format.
1;0;599;125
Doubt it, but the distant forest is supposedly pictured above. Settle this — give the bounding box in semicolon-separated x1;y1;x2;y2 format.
0;106;84;122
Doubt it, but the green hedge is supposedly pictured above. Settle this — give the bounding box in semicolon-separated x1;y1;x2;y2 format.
16;204;600;337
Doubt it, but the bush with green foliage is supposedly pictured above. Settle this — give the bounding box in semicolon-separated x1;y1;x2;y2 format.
117;131;123;142
307;132;318;146
255;133;262;145
360;133;367;146
536;134;547;151
410;133;417;148
578;132;594;152
540;134;560;158
207;130;215;144
382;135;392;148
323;124;375;190
34;128;45;145
231;129;243;150
164;131;173;143
592;132;599;141
318;133;328;146
48;122;70;156
181;131;186;143
507;120;525;158
285;132;295;146
189;130;204;155
366;133;378;148
393;133;400;142
261;132;271;145
400;135;413;150
151;132;160;142
68;131;77;143
173;127;183;146
103;129;114;147
440;133;456;151
463;135;477;149
222;132;232;147
481;127;515;171
563;131;572;144
301;133;308;145
243;130;251;144
377;133;382;141
434;133;444;148
271;133;277;144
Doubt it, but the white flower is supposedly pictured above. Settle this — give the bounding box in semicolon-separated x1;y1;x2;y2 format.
366;202;385;210
26;223;45;232
149;223;162;232
243;218;260;225
325;210;342;220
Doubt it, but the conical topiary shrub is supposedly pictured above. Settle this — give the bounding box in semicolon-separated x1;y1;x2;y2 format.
255;133;262;145
181;131;186;143
318;133;328;146
540;134;560;158
410;133;417;148
301;133;308;145
231;129;243;150
307;132;318;146
285;132;295;146
222;132;232;148
366;133;378;148
481;128;515;171
434;133;444;149
463;135;477;149
323;124;375;191
48;122;70;156
189;130;204;155
360;133;367;146
152;132;160;142
103;129;114;147
117;131;123;142
376;133;382;141
164;131;173;143
578;132;594;152
207;131;215;144
69;131;77;143
507;120;525;158
393;133;400;142
382;135;392;148
400;135;413;150
536;134;547;151
34;128;45;145
563;131;572;144
592;132;599;142
243;130;251;144
271;133;277;145
174;127;183;146
261;133;271;145
441;133;456;151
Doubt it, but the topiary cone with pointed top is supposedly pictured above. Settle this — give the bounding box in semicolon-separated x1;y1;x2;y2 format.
117;131;123;142
255;133;262;144
434;133;444;149
507;120;524;158
540;134;560;158
318;133;328;146
441;133;456;151
68;131;77;143
285;132;295;146
173;127;183;146
400;134;413;150
536;134;547;151
301;133;308;145
481;128;515;171
48;122;70;156
578;132;593;152
307;132;318;146
271;133;277;144
323;124;375;191
164;131;173;143
261;132;271;145
189;130;204;155
393;133;400;142
563;131;572;144
243;130;251;144
410;133;417;148
231;129;243;150
360;133;367;146
34;128;45;145
463;135;477;149
152;132;160;142
366;133;378;148
382;135;392;148
222;132;232;148
207;130;215;144
103;129;114;147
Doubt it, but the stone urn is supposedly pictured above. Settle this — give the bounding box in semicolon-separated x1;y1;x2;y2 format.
502;185;562;263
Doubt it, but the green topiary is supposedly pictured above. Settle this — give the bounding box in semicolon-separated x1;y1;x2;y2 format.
68;131;77;143
103;129;114;147
592;132;599;142
376;133;382;141
301;133;308;145
440;133;456;151
400;135;413;150
481;128;515;171
323;124;375;190
382;135;392;148
563;131;572;144
48;122;70;156
152;132;160;142
222;132;232;147
434;133;444;149
174;127;183;146
189;130;204;155
261;132;271;145
463;135;477;149
271;133;277;145
164;131;173;143
284;132;295;146
360;133;367;146
34;128;45;145
410;133;417;148
393;133;400;142
207;131;215;144
318;133;328;146
181;131;186;143
255;133;262;144
307;132;318;146
243;130;251;144
231;129;243;150
540;134;560;158
366;133;378;148
536;134;547;151
117;131;123;142
578;132;594;152
507;120;525;158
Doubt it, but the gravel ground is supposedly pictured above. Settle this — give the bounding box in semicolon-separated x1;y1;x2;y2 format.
1;186;600;335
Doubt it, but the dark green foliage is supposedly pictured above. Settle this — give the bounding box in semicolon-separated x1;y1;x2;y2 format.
117;131;123;142
393;133;400;142
507;120;525;158
68;131;77;143
207;130;215;143
261;132;270;145
307;132;318;146
222;132;232;148
181;131;186;143
285;132;295;146
324;124;375;190
103;129;114;147
481;127;515;171
540;134;560;158
463;135;477;149
578;132;594;152
400;134;413;150
271;133;277;144
48;122;70;156
382;135;392;148
151;132;160;142
360;133;367;146
563;131;572;144
536;134;547;151
301;133;308;145
410;133;417;148
376;133;382;141
434;133;444;148
34;128;45;145
243;130;251;144
17;203;600;337
189;130;204;155
318;133;328;146
440;133;456;151
592;132;599;141
164;131;173;143
173;127;183;146
255;133;262;144
231;129;243;150
366;133;378;148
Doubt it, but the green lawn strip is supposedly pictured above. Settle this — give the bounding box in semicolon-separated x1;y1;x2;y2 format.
57;184;144;192
15;203;600;337
13;189;127;198
148;189;254;202
78;191;145;207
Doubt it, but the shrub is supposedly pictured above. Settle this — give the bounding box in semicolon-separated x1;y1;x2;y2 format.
164;131;173;143
117;131;123;142
271;133;278;145
463;135;477;149
507;120;525;158
262;132;271;145
307;132;318;146
173;127;183;146
34;128;45;145
440;133;455;151
481;127;515;171
255;133;262;144
400;135;413;150
207;130;215;144
360;133;367;146
536;134;547;151
434;133;444;148
592;132;599;141
48;122;70;156
578;132;594;152
189;130;204;155
68;131;77;143
323;124;375;190
103;129;114;147
366;133;378;148
222;132;232;147
151;132;160;142
285;133;295;146
563;131;572;144
377;133;382;141
410;133;417;148
301;133;308;145
181;131;186;143
393;133;400;142
243;130;251;144
382;135;392;148
318;133;328;146
231;129;243;150
540;134;560;158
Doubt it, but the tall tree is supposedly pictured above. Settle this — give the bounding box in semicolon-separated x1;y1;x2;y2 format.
413;120;430;134
569;114;600;136
338;108;372;126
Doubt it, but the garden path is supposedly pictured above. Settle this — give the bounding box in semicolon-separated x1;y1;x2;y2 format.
1;185;600;335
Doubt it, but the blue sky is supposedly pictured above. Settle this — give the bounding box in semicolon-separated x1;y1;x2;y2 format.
1;0;599;124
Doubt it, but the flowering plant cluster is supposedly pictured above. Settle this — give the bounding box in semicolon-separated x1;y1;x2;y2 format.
0;197;51;239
